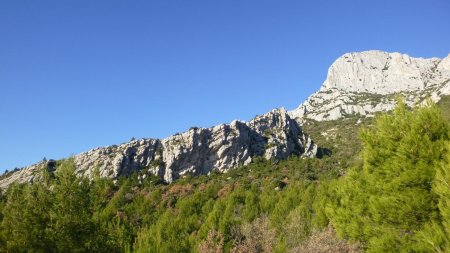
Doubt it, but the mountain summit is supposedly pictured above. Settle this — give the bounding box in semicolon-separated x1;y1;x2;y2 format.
289;50;450;121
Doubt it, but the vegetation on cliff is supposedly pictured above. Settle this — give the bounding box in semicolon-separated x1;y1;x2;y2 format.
0;97;448;252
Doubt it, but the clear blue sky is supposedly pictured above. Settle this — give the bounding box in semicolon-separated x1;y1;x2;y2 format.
1;0;449;171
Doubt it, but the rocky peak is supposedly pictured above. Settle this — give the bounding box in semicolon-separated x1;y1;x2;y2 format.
0;108;317;188
289;50;450;121
3;50;448;188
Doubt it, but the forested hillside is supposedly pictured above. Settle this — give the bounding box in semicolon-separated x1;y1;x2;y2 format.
0;98;448;253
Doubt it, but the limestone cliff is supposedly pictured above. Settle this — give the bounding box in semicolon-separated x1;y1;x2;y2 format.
0;108;316;188
3;50;449;188
289;50;450;121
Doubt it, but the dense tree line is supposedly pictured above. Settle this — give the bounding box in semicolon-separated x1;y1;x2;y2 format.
0;100;448;252
329;100;450;252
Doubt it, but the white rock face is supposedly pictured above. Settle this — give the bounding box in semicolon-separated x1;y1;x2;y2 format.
289;50;450;122
0;108;317;188
4;50;448;188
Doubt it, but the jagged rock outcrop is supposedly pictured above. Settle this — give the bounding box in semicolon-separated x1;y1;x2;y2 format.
4;50;448;188
289;50;450;121
0;108;316;188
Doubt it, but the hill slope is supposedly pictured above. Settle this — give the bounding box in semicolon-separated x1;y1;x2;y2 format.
1;50;449;188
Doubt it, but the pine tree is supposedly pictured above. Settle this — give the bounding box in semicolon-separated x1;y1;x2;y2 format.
47;159;98;252
329;100;449;252
1;182;54;252
419;142;450;252
436;142;450;247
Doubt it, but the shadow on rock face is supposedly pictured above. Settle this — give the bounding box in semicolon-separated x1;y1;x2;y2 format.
315;147;332;158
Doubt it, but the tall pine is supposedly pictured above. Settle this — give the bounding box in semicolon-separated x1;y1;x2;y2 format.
329;100;449;252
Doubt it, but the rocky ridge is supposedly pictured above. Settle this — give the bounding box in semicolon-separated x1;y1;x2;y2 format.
3;50;449;188
289;50;450;122
0;108;317;188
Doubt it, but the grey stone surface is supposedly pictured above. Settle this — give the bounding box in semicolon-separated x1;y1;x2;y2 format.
0;108;316;188
289;50;450;122
5;50;448;188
